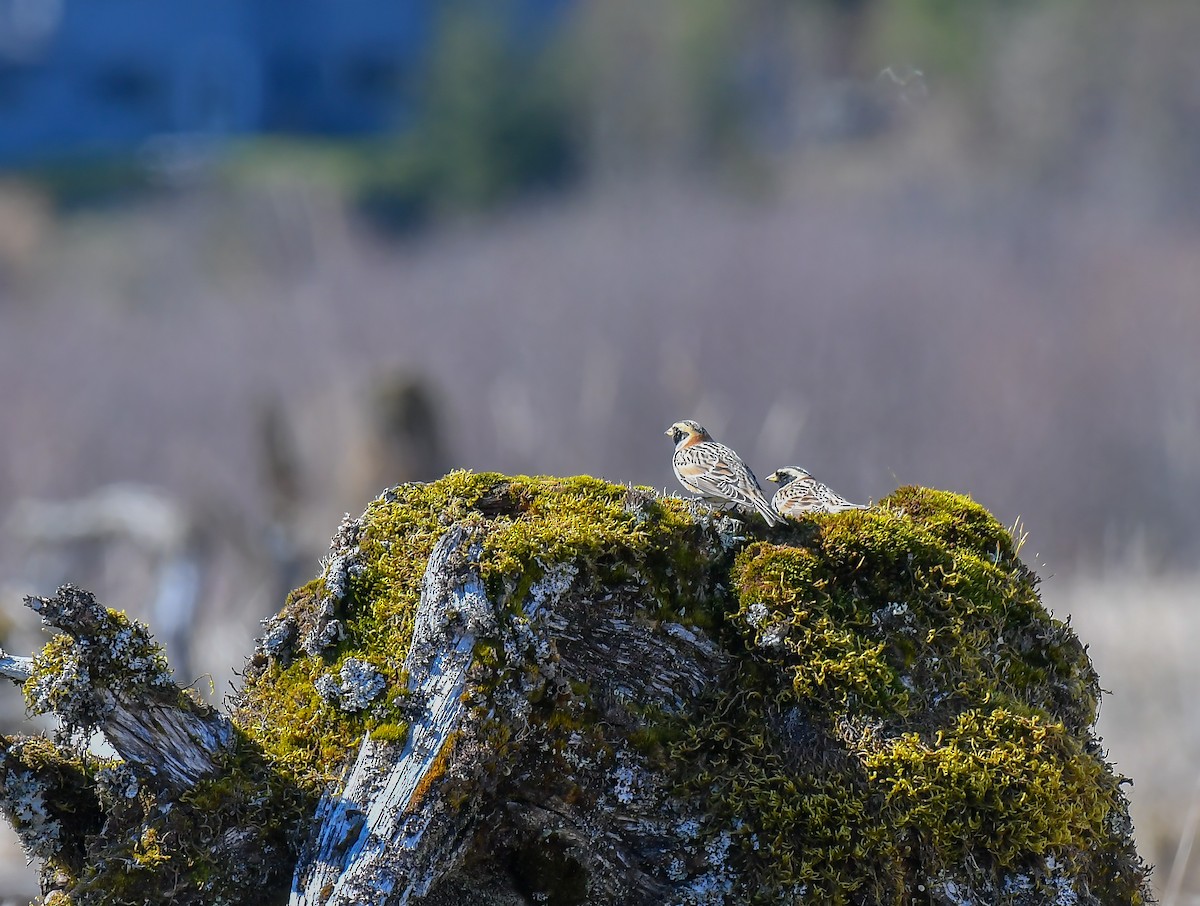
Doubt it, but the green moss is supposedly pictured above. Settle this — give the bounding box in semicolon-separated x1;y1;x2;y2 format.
369;722;410;745
865;708;1119;867
663;486;1143;903
226;474;1146;905
236;470;723;793
730;492;1098;732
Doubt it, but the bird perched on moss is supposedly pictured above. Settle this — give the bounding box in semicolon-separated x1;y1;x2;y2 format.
766;466;866;518
666;420;779;526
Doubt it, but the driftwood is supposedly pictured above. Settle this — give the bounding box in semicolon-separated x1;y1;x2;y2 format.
0;474;1153;905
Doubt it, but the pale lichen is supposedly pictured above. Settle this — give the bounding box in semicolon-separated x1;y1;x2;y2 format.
4;766;62;860
315;658;387;712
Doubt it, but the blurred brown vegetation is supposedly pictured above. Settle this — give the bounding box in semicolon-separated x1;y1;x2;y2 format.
0;0;1199;899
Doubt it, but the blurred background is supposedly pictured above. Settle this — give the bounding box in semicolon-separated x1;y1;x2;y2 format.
0;0;1198;901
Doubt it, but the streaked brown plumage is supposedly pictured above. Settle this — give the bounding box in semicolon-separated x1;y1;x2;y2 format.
766;466;866;518
666;420;780;526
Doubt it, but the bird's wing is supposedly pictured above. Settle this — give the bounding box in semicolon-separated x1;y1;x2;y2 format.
774;477;866;517
777;480;825;514
816;482;865;511
676;443;777;523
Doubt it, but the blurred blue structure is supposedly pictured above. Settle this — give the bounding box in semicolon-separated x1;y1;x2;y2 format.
0;0;571;165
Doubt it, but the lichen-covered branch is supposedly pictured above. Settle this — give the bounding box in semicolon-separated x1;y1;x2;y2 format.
23;585;233;790
0;586;303;905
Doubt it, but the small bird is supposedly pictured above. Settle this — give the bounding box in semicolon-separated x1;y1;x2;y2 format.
666;420;780;526
766;466;866;518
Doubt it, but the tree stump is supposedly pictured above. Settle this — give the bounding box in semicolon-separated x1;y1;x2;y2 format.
0;473;1152;905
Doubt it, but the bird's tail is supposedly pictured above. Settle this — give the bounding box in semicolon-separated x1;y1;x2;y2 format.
754;496;782;527
831;502;868;513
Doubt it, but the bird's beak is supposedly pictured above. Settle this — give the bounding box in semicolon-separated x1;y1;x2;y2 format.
766;472;779;483
664;428;673;436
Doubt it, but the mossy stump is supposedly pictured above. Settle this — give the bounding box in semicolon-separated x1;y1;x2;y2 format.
0;472;1150;905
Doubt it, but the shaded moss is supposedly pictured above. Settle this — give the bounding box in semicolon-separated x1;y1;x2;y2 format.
1;736;103;878
44;729;307;906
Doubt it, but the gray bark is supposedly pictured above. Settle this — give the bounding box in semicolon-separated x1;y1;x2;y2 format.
291;523;733;905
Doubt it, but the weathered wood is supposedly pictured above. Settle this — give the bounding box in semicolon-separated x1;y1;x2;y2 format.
0;585;288;906
23;585;235;790
0;650;32;683
293;524;489;905
289;504;742;906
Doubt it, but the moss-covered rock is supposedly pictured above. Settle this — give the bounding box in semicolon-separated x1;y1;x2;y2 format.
233;472;1148;905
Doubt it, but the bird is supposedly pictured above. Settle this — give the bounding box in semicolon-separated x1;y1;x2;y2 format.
665;420;780;527
765;466;866;519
